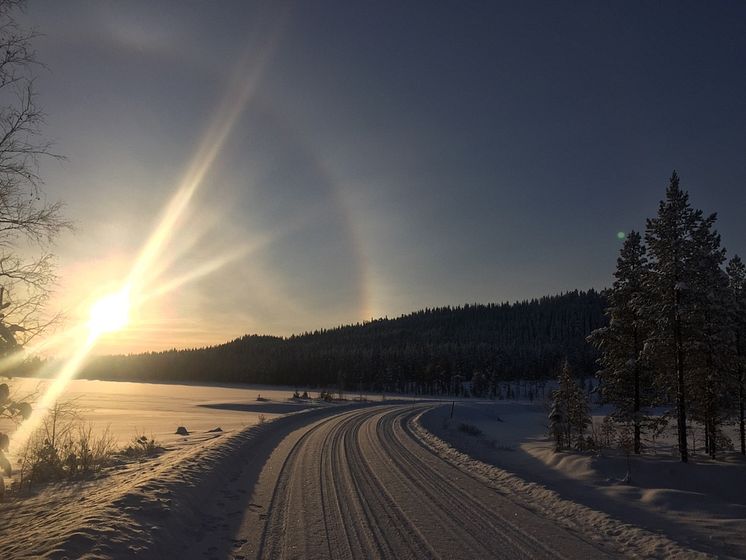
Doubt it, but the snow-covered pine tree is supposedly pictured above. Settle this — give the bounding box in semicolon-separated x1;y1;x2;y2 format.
549;359;590;450
568;376;592;449
641;171;701;463
588;231;653;453
686;213;733;458
548;398;565;451
726;255;746;455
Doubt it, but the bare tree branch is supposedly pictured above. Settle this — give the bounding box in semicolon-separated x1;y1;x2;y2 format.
0;0;70;358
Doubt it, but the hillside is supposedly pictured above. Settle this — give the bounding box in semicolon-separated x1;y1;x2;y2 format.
83;290;606;391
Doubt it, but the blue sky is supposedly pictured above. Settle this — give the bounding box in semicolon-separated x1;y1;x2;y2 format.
21;0;746;352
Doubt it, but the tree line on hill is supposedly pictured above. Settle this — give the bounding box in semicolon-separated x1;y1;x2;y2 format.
82;291;606;394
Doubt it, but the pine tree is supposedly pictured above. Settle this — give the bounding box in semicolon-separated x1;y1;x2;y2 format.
686;213;733;458
549;359;590;450
641;171;700;463
727;255;746;455
548;398;565;451
568;376;592;449
471;370;488;397
589;231;652;453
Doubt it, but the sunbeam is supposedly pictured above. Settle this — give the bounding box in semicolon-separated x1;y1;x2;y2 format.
0;325;87;377
7;25;284;455
8;338;95;453
138;247;251;304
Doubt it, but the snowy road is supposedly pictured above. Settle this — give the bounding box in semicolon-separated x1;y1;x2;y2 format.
229;405;613;560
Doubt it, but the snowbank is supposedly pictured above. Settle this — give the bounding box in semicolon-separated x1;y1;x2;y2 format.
417;402;746;559
0;404;350;559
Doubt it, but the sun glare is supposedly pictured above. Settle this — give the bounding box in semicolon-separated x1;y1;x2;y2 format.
7;37;274;456
88;289;131;337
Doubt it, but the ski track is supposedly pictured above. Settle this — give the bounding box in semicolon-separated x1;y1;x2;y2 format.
233;405;613;560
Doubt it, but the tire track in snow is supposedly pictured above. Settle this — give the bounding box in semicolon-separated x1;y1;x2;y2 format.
246;405;614;559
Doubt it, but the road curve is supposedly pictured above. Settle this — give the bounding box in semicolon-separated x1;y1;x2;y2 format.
237;405;613;560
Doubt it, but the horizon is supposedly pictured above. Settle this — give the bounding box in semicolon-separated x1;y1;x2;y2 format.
96;287;605;356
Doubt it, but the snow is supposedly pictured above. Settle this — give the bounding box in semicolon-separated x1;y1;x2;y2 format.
418;400;746;559
236;404;613;559
0;377;367;450
3;377;744;559
0;395;355;559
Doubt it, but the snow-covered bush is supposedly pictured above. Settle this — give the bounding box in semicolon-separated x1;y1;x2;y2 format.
1;382;33;500
16;402;117;488
120;434;162;459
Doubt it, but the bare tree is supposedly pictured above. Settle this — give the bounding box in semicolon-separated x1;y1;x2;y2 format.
0;0;70;499
0;0;71;353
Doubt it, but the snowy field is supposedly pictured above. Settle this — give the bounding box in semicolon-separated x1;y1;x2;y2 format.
419;400;746;559
1;377;383;448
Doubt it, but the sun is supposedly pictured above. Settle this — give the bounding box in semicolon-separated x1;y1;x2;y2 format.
88;288;131;337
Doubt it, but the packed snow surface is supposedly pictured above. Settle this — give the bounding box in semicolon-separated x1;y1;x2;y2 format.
419;400;746;559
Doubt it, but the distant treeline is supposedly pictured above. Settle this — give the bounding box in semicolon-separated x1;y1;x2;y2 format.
82;290;606;393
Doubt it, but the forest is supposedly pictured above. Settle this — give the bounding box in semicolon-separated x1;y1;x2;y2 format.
82;290;606;393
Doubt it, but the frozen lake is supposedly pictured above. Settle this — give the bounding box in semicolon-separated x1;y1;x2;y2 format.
2;377;348;449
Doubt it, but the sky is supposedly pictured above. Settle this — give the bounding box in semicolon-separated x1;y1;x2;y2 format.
15;0;746;354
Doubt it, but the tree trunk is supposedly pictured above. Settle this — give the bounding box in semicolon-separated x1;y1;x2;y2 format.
691;426;696;455
675;289;688;463
738;380;746;455
710;418;718;459
633;331;641;454
738;332;745;456
633;379;641;453
710;418;717;459
706;345;717;459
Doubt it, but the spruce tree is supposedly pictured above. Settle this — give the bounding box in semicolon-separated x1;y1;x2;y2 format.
686;214;732;458
589;231;652;453
641;171;700;463
548;397;565;451
727;255;746;455
549;359;590;450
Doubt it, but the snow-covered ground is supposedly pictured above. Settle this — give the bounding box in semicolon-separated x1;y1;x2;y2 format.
1;377;366;448
4;377;744;559
0;384;368;559
418;400;746;559
1;377;380;510
0;390;365;559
